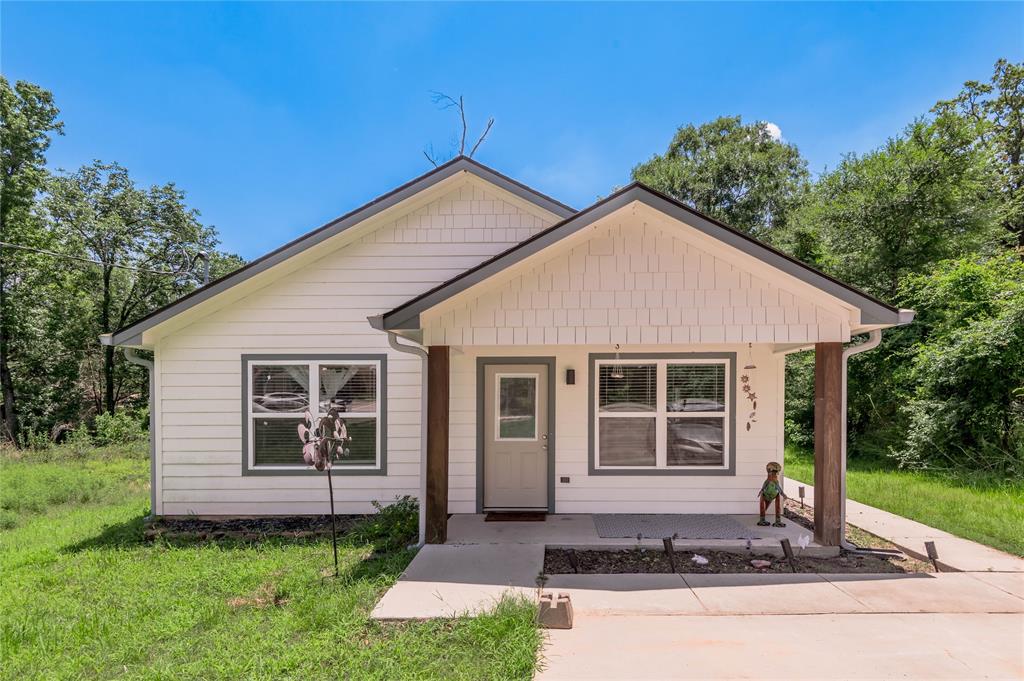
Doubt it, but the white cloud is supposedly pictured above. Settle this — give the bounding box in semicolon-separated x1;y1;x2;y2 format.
764;122;783;142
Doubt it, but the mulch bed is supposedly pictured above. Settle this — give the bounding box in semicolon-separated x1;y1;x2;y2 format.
144;515;367;542
543;547;933;575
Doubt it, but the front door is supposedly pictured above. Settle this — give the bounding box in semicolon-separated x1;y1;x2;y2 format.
482;363;549;510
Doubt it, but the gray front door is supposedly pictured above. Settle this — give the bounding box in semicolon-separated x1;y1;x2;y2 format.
482;363;549;510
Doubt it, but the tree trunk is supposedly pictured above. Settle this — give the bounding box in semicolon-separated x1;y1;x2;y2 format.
0;266;19;443
101;266;115;414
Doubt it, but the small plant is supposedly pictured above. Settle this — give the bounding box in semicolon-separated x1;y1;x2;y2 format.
297;408;351;576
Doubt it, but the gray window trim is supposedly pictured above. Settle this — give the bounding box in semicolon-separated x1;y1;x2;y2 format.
241;353;388;476
588;352;737;477
476;356;557;513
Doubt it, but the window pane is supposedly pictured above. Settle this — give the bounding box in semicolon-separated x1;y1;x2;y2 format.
599;364;656;412
252;365;309;413
667;417;725;466
320;365;376;413
598;418;656;466
335;418;377;466
253;418;305;465
499;376;537;439
667;364;725;412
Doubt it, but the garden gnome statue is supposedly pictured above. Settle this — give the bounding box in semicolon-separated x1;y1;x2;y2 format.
757;461;787;527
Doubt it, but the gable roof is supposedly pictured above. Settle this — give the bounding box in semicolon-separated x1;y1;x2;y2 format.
103;156;576;346
376;182;913;331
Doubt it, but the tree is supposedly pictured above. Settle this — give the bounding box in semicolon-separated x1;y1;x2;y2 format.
422;92;494;167
0;77;64;442
898;256;1024;474
44;161;226;414
781;114;1000;301
934;59;1024;249
632;116;809;240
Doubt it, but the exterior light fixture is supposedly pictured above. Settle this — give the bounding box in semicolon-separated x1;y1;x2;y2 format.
566;368;576;385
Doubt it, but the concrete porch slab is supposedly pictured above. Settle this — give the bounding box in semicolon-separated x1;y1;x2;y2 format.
370;543;544;620
446;513;836;556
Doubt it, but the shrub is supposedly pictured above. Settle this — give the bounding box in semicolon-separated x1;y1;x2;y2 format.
351;496;419;548
93;409;146;446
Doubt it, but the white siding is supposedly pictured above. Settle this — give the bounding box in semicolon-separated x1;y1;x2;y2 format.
449;344;785;514
154;180;556;516
423;214;855;346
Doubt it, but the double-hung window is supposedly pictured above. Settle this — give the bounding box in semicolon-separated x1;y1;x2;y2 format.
243;355;386;473
592;355;732;473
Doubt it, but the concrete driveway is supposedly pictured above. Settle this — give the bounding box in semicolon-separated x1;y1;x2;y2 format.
538;572;1024;680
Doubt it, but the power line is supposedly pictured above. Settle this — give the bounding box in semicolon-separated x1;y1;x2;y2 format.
0;241;190;276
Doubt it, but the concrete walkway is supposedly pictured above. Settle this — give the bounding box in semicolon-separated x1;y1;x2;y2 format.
784;479;1024;573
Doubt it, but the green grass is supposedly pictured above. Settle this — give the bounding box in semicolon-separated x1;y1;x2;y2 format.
0;443;542;680
784;446;1024;557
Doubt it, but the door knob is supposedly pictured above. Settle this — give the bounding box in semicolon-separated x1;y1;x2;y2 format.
542;434;548;440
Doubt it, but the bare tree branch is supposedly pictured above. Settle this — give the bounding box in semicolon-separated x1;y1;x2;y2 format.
424;92;495;164
469;117;495;158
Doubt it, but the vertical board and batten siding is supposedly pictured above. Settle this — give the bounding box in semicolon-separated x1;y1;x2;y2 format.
421;214;855;347
155;181;556;515
449;344;784;514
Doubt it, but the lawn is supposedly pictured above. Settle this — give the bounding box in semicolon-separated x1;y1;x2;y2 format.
784;446;1024;557
0;443;542;680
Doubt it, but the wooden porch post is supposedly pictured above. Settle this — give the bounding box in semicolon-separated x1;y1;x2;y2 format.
425;345;450;544
813;342;844;546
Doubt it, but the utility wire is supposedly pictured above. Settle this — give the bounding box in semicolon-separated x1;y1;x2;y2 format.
0;241;190;276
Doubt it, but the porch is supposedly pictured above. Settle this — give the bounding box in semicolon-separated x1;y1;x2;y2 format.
445;513;836;557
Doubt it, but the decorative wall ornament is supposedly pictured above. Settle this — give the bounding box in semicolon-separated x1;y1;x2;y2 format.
740;344;758;431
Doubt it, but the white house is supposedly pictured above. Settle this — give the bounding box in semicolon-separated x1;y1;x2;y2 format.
102;157;913;547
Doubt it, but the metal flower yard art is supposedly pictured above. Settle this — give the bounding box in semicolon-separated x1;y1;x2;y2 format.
297;407;351;576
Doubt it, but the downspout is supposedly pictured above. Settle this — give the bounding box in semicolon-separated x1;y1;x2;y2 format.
386;331;429;547
123;347;156;518
839;329;882;552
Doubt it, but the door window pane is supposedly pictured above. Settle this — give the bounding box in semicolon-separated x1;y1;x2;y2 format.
667;417;725;466
498;376;537;439
667;364;725;412
598;364;656;412
320;365;376;413
252;365;309;413
598;418;656;466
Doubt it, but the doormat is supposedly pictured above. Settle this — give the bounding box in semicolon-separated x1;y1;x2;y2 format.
485;512;547;522
592;514;760;539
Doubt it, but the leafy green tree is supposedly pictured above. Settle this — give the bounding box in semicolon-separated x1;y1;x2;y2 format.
898;256;1024;474
934;59;1024;249
45;161;232;415
0;77;63;442
632;116;809;239
782;113;1000;300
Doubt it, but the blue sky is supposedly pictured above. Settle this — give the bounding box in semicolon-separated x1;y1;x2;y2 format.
4;2;1021;260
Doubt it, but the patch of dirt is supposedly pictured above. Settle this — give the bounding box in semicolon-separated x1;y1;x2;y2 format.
544;546;933;575
146;514;366;542
227;580;290;609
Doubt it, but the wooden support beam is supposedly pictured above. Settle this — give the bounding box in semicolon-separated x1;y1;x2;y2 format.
425;345;450;544
814;342;844;547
